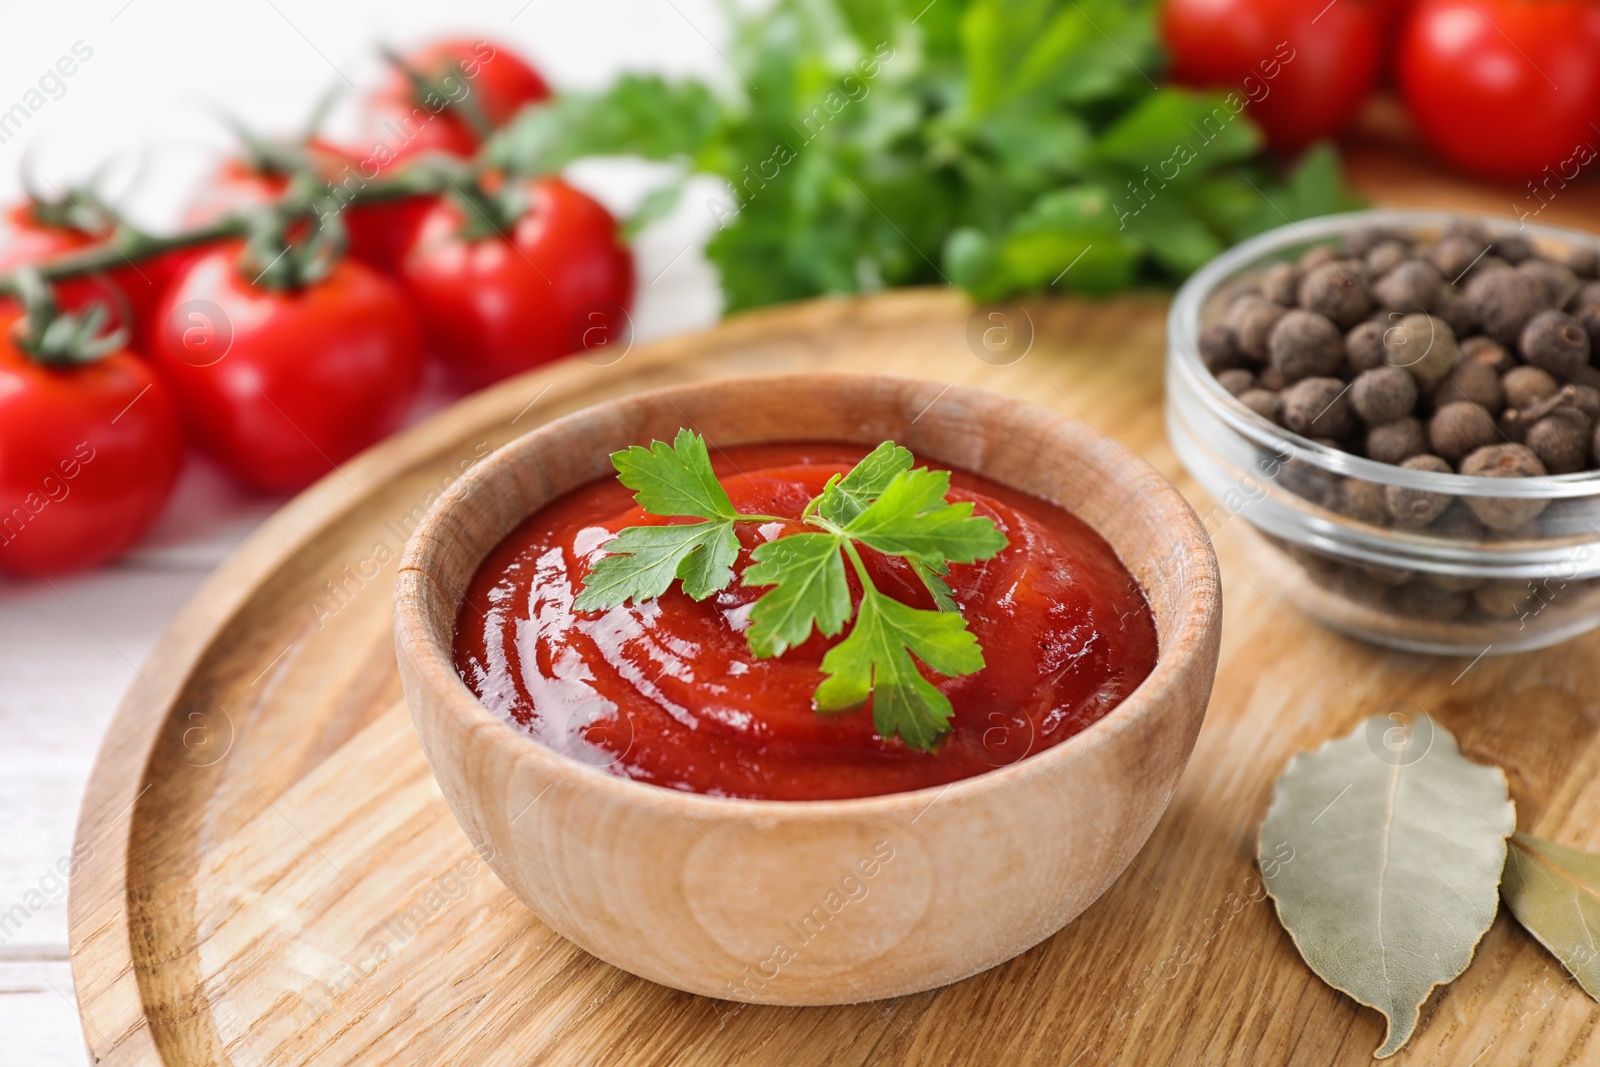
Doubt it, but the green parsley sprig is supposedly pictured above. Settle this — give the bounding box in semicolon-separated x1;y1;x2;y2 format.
572;431;1008;749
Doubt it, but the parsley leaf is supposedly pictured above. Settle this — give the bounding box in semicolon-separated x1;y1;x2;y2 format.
816;441;913;525
573;432;1009;749
814;586;986;749
611;428;737;521
844;468;1010;565
573;521;740;610
909;557;958;613
743;532;851;657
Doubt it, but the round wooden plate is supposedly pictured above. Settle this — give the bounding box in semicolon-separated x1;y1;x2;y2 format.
70;289;1600;1065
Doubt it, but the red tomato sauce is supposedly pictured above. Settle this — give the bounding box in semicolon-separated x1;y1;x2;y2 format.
453;443;1158;800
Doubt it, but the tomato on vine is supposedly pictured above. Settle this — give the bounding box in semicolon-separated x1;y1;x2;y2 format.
398;176;634;390
147;239;423;493
345;39;553;273
0;202;160;337
0;305;183;576
365;38;550;161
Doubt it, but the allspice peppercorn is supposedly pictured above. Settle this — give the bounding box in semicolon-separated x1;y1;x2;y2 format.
1216;368;1256;396
1459;443;1549;530
1226;294;1285;363
1281;376;1356;438
1465;268;1552;344
1393;582;1468;621
1493;233;1536;264
1503;365;1559;411
1338;478;1388;525
1434;287;1478;338
1431;233;1487;281
1457;336;1515;375
1239;388;1283;422
1427;500;1486;539
1350;366;1418;424
1268;310;1344;382
1345;226;1399;258
1525;407;1592;473
1473;580;1538;619
1383;313;1457;387
1572;301;1600;352
1346;319;1388;371
1366;417;1428;464
1198;322;1242;372
1555;245;1599;279
1570;384;1600;420
1366;240;1409;276
1435;359;1505;412
1298;262;1372;328
1520;309;1591;380
1262;262;1301;306
1569;280;1600;312
1373;260;1442;312
1518;258;1582;308
1384;454;1454;528
1429;401;1500;462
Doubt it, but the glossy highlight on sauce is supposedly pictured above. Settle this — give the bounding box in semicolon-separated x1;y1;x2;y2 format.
453;443;1158;800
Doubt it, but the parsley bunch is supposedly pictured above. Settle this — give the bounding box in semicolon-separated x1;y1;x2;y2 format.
486;0;1358;311
573;431;1008;749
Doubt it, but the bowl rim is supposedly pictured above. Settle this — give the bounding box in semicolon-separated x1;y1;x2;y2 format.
1169;208;1600;500
394;373;1221;818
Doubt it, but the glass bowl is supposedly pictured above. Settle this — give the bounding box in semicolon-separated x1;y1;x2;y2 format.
1167;209;1600;655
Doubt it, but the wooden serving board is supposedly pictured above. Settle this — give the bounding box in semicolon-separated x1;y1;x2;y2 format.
68;284;1600;1066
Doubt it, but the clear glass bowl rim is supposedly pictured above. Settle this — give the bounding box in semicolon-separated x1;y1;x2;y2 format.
1168;208;1600;501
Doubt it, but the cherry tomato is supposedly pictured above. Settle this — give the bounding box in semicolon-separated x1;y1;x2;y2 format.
1162;0;1382;155
347;40;552;274
333;145;445;275
184;142;418;276
186;158;295;227
398;177;635;390
0;206;135;333
364;38;551;161
1398;0;1600;181
0;308;183;576
147;243;423;492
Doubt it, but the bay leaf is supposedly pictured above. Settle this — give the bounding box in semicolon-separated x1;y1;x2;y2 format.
1501;832;1600;1001
1257;715;1514;1058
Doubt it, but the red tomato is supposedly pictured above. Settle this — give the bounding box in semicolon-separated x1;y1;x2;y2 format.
147;243;423;492
184;143;422;275
344;196;437;275
0;309;183;576
347;40;552;273
0;206;134;333
365;38;551;159
185;157;295;227
1397;0;1600;181
398;177;635;390
1162;0;1383;154
331;143;444;275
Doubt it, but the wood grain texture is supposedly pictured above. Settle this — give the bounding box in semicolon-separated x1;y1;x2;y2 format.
394;375;1220;1005
67;289;1600;1065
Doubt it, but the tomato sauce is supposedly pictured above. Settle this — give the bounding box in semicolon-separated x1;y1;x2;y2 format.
453;443;1158;800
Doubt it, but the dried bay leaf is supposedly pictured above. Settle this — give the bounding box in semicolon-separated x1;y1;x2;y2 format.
1257;716;1514;1058
1502;832;1600;1001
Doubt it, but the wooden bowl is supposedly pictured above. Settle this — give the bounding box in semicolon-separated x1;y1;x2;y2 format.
394;374;1221;1005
